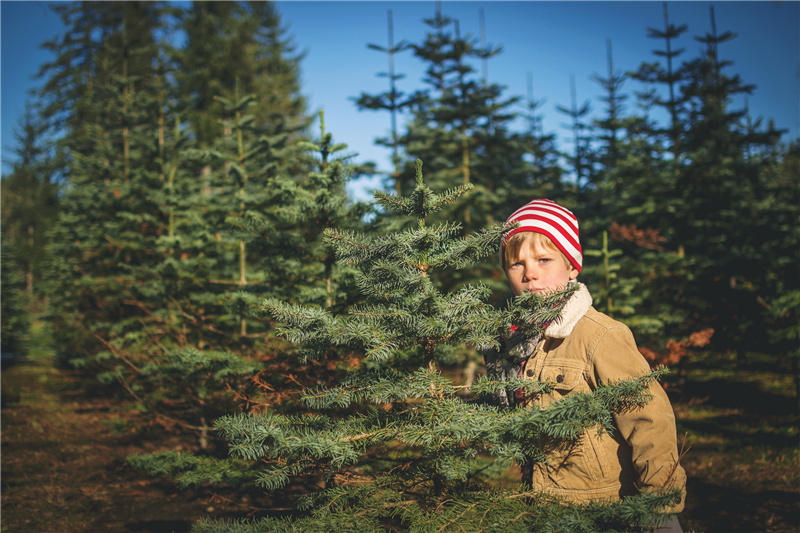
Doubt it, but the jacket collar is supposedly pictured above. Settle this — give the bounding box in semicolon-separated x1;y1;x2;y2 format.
544;282;592;339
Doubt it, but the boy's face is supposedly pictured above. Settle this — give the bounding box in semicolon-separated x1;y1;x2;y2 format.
505;234;578;296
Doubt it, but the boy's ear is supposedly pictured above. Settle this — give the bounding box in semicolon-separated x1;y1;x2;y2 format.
569;268;579;280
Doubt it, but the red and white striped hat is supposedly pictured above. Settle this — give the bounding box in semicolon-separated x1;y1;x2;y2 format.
501;199;582;273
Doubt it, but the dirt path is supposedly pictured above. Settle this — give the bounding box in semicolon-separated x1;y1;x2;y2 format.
1;356;213;533
3;351;798;532
674;363;800;533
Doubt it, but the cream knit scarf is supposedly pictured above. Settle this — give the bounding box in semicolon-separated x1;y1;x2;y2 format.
483;281;593;409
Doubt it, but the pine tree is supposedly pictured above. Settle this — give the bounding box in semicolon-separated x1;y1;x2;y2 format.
90;56;309;444
1;242;30;357
35;2;166;182
577;35;680;351
397;6;523;234
590;4;793;374
363;4;546;315
555;75;595;197
127;117;372;470
1;104;60;296
274;111;372;311
519;72;566;200
42;3;169;367
623;1;691;260
174;1;308;149
670;5;786;358
35;2;109;138
591;39;628;174
353;9;417;192
628;1;689;170
140;160;680;532
759;143;800;407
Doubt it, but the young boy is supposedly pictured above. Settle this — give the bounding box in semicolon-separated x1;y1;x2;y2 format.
484;199;686;532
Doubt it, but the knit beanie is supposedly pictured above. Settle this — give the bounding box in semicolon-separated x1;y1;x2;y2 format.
500;199;582;273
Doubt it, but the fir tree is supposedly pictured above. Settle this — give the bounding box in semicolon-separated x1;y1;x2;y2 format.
397;6;523;234
35;2;166;183
628;1;689;169
1;242;30;357
1;103;60;296
43;4;169;367
520;72;566;200
92;73;308;445
274;111;372;311
555;75;595;197
146;160;679;532
370;5;541;309
669;5;788;358
591;39;628;173
174;1;308;149
353;9;417;192
126;115;370;456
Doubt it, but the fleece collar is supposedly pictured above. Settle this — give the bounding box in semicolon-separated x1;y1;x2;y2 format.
544;282;592;339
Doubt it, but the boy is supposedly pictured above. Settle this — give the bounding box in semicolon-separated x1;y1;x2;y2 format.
484;199;686;532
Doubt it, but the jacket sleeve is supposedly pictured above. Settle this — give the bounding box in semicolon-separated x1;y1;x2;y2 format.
590;324;687;512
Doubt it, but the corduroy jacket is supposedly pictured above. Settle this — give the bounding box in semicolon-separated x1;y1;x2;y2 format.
500;284;686;510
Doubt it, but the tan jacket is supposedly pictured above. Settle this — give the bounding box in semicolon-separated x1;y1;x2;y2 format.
517;284;686;510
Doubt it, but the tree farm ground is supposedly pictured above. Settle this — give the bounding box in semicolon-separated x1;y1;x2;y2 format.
2;319;798;533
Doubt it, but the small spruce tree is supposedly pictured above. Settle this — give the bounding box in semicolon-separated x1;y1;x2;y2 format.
183;160;679;532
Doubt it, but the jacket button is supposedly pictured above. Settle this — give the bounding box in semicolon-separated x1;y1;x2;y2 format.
556;374;564;383
526;369;534;377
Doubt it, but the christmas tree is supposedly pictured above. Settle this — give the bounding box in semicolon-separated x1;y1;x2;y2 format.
185;160;679;532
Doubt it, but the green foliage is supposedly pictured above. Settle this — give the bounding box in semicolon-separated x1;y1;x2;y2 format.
127;451;255;489
1;242;30;355
1;105;60;296
42;4;169;366
363;6;547;304
575;4;796;370
192;488;677;533
5;2;796;528
175;1;308;148
194;161;679;531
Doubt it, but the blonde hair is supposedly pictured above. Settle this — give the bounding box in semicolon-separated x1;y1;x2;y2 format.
503;232;573;272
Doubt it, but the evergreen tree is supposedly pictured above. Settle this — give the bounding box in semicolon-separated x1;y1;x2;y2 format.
274;111;372;311
353;9;417;192
36;2;110;138
39;0;311;361
670;5;784;356
578;35;681;351
1;242;30;357
628;1;689;170
397;6;523;235
589;4;793;370
591;39;628;174
127;117;372;472
174;1;308;149
1;104;60;296
758;141;800;405
35;2;167;182
623;1;691;261
137;160;679;532
519;72;566;201
42;3;170;367
555;75;595;197
362;4;546;315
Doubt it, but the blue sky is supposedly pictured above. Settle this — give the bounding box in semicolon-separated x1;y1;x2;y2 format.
2;1;798;197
